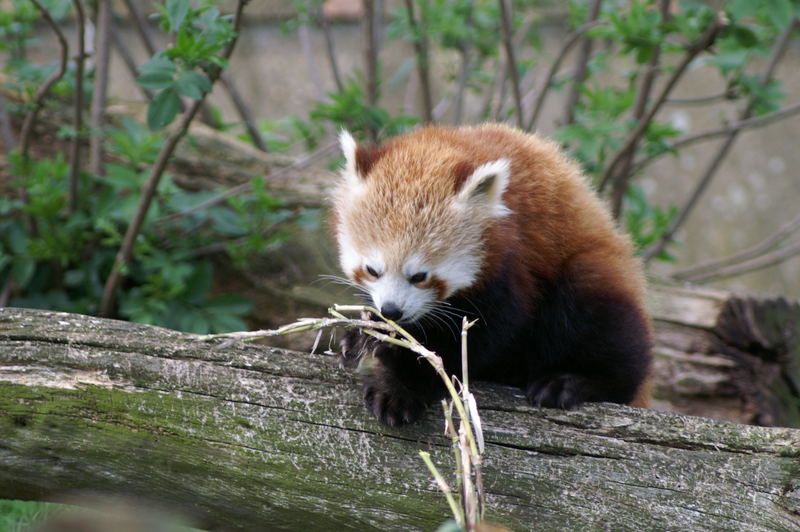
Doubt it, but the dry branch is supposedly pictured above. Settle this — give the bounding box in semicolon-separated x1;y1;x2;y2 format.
642;17;799;263
563;0;602;126
68;0;86;215
497;0;523;128
89;0;111;176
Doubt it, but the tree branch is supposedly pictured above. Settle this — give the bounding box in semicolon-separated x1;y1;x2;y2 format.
672;213;800;282
630;101;800;176
19;0;70;160
404;0;433;123
610;0;671;218
99;0;250;317
88;0;111;176
67;0;87;215
317;7;344;93
363;0;379;142
678;240;800;284
642;17;798;263
497;0;523;128
597;13;726;193
525;20;606;132
563;0;602;126
109;20;154;101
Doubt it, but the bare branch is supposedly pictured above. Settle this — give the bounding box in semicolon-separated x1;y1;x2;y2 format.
89;0;111;176
610;0;671;218
153;141;336;225
0;93;16;152
642;17;798;263
109;21;153;101
673;214;800;282
100;0;251;317
122;0;157;55
678;240;800;284
404;0;433;123
19;0;70;160
597;13;726;193
631;101;800;176
563;0;602;126
68;0;87;215
525;20;606;132
666;90;738;106
363;0;379;142
317;7;344;93
497;0;523;128
452;1;475;126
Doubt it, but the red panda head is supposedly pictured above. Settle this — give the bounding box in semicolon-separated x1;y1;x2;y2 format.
331;130;510;323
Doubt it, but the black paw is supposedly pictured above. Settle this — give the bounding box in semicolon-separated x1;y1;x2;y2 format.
363;380;427;426
526;373;588;409
339;328;376;369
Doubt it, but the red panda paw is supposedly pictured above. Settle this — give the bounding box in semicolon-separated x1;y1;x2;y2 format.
363;378;427;427
526;373;589;410
339;328;377;369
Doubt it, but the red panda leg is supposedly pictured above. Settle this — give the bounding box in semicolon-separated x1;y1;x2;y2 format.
523;258;653;409
341;329;443;426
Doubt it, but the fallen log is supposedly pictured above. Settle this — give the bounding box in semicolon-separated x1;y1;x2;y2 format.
1;307;799;531
649;284;800;427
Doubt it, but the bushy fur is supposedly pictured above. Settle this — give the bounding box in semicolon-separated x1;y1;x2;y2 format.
332;124;652;426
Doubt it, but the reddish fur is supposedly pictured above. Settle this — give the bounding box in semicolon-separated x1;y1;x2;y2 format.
333;124;653;407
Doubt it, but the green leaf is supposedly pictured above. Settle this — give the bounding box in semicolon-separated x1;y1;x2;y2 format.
137;70;175;90
175;71;211;99
138;56;176;76
12;257;35;287
147;86;181;130
765;0;794;29
166;0;190;32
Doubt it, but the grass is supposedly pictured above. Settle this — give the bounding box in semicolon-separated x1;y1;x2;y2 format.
0;499;59;532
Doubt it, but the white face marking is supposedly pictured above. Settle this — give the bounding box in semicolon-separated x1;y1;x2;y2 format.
433;248;481;298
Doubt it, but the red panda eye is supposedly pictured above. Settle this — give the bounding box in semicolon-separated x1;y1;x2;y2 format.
365;265;381;278
409;272;427;284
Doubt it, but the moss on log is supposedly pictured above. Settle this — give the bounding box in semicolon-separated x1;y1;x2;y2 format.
1;307;799;531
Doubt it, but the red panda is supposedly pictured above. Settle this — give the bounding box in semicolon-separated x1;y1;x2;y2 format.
331;123;652;426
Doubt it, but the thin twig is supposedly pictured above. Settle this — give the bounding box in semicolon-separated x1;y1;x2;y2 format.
452;1;474;125
19;0;70;160
610;0;671;218
497;0;523;128
100;0;250;317
642;17;798;263
219;72;267;151
68;0;86;215
680;241;800;284
0;93;17;151
404;0;433;123
526;19;606;131
563;0;602;126
673;213;800;282
109;20;153;101
666;90;738;105
123;0;157;55
152;140;336;225
89;0;111;176
597;13;726;193
363;0;379;142
317;7;344;93
630;101;800;176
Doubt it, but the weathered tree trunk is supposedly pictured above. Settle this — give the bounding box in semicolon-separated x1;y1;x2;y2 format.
1;307;799;531
649;284;800;427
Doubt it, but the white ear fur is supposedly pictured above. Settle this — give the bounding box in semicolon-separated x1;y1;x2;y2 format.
456;158;511;217
339;130;363;189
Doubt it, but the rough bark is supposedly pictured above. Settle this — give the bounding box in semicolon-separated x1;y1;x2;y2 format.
649;284;800;427
1;307;799;531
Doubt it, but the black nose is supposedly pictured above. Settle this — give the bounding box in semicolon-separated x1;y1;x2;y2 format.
380;303;403;321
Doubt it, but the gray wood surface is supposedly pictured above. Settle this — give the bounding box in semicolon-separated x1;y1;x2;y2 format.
1;307;799;531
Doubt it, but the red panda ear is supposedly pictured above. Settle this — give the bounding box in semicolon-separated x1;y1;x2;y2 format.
455;158;511;217
339;130;384;184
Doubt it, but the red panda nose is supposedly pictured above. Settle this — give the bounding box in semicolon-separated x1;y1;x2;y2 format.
381;303;403;321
